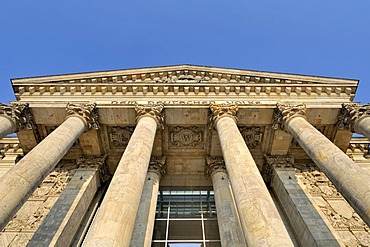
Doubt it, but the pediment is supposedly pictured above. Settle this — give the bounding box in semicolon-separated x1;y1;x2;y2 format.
12;64;358;86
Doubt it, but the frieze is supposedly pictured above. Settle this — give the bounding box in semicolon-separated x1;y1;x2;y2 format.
108;126;135;148
239;126;263;149
112;100;261;105
169;126;203;148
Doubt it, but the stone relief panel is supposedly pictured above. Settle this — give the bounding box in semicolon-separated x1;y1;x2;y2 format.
297;168;370;246
108;126;135;148
169;126;204;149
0;163;75;246
239;126;264;149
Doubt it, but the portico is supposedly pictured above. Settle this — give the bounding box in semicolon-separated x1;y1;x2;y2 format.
0;65;369;246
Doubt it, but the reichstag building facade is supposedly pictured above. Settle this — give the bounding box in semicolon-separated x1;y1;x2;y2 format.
0;65;370;246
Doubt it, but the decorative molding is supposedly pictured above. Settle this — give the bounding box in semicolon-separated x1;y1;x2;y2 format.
0;102;34;131
209;103;238;128
273;103;306;131
66;102;99;130
239;126;263;148
170;126;203;148
135;104;164;129
30;170;70;200
205;156;227;178
299;170;369;240
263;154;294;183
108;126;135;148
77;155;111;182
148;156;166;177
337;103;370;131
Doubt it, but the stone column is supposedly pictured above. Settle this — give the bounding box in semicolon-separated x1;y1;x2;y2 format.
265;155;340;247
83;104;164;247
276;103;370;226
130;156;166;247
337;103;370;140
29;155;109;247
205;156;246;247
0;103;98;230
210;103;293;247
0;103;33;139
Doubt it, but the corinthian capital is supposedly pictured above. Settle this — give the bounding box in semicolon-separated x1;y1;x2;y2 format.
273;103;306;131
76;155;111;183
135;104;164;129
66;102;99;130
209;103;238;128
0;102;34;131
263;154;294;183
148;156;166;177
205;156;227;178
337;103;370;131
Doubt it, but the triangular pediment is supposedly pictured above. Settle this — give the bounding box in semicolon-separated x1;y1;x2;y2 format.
12;64;358;86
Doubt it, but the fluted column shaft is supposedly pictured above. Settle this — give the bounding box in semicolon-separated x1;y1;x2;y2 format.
206;158;246;247
286;115;370;226
0;116;87;230
0;116;16;139
211;104;293;246
130;157;165;247
83;105;162;247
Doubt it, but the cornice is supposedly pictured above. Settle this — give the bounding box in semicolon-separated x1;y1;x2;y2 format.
13;83;355;100
11;66;357;101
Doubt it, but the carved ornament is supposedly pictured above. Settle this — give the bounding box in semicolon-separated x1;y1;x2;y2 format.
170;126;203;148
66;102;99;130
108;126;134;148
135;104;164;129
273;103;306;131
148;156;166;177
209;103;238;128
157;74;211;83
239;126;263;148
263;154;294;183
337;103;370;131
299;170;369;234
0;102;34;131
205;156;227;178
77;155;111;182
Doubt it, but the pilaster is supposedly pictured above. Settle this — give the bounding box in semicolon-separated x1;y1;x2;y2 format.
29;155;106;247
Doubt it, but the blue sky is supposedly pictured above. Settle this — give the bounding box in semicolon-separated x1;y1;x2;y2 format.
1;1;369;104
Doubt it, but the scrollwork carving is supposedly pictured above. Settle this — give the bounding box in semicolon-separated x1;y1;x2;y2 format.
263;155;294;183
0;102;34;131
108;126;134;148
170;126;203;148
337;103;370;131
77;155;111;183
205;156;227;178
66;102;99;130
209;103;238;128
148;156;166;177
239;126;263;148
135;104;164;129
273;103;306;131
